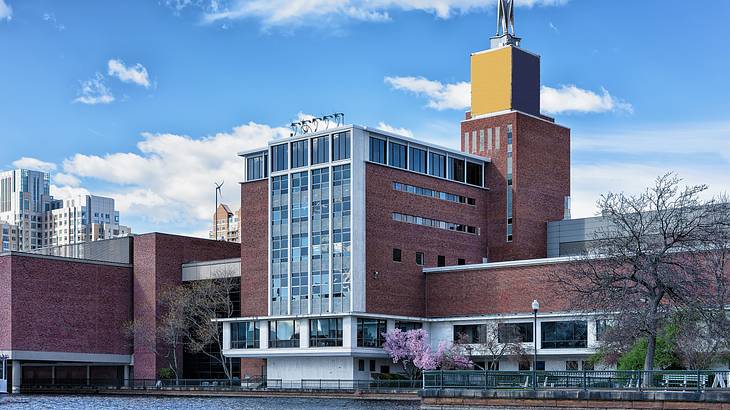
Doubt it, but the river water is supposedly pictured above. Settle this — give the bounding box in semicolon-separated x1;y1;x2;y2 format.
0;395;420;409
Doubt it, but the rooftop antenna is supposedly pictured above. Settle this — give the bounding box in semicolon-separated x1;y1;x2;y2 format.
215;181;224;240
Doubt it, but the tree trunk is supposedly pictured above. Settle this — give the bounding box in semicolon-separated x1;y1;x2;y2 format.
643;333;657;387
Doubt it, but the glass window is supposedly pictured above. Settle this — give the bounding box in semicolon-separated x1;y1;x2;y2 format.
453;324;488;344
358;360;365;371
437;255;446;267
269;320;300;348
231;321;260;349
396;321;422;332
497;323;534;343
448;157;465;182
309;318;343;347
466;162;483;186
312;136;329;165
271;144;288;172
369;137;387;164
392;248;402;262
291;140;308;168
595;319;610;341
415;252;424;266
541;321;588;349
408;147;427;174
429;152;446;178
388;142;407;169
458;258;466;265
357;319;387;348
332;131;351;161
566;361;579;371
246;154;267;181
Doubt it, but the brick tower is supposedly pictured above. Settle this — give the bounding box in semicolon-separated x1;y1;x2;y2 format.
462;6;571;262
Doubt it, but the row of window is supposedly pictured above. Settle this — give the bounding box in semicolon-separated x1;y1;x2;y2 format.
369;137;484;186
392;212;479;235
392;182;475;206
230;319;422;349
272;132;351;173
454;320;588;349
464;126;503;155
392;249;465;267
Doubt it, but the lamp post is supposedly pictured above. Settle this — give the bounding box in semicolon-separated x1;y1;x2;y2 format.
532;299;540;390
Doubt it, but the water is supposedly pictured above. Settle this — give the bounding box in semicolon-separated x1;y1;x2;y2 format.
0;395;420;409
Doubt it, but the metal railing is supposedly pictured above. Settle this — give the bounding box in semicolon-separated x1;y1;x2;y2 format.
423;370;730;392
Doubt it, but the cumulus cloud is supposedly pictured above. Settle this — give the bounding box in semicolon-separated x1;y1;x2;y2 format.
0;0;11;21
54;173;81;187
74;73;114;105
62;121;290;224
163;0;569;27
108;59;151;88
12;157;57;172
385;75;632;115
50;184;90;201
541;85;633;115
377;122;414;138
385;76;470;111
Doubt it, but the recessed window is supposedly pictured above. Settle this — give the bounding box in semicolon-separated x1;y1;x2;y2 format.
231;321;260;349
541;321;588;349
395;321;422;332
429;152;446;178
388;142;407;169
437;255;446;267
358;319;387;348
309;318;343;347
466;162;483;187
369;137;387;164
497;323;534;343
409;147;427;174
380;365;390;374
566;361;579;371
369;360;376;372
458;258;466;265
448;157;465;182
358;360;365;372
269;320;300;348
392;248;402;262
415;252;424;266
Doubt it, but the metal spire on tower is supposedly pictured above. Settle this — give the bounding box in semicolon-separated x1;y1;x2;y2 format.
491;0;521;48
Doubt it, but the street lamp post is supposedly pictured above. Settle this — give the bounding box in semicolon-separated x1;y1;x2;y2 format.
532;299;540;390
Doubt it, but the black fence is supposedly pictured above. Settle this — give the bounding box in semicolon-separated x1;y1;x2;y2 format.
423;370;730;392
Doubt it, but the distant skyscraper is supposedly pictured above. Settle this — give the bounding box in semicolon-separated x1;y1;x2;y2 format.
210;203;240;243
0;168;131;251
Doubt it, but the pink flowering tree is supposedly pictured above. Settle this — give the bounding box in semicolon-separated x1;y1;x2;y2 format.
383;328;473;380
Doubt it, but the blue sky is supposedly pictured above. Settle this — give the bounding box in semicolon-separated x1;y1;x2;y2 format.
1;0;730;237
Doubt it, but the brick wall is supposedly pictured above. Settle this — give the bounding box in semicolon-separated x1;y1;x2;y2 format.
365;163;490;316
0;256;11;351
132;233;240;379
425;262;571;317
2;254;132;354
240;180;269;317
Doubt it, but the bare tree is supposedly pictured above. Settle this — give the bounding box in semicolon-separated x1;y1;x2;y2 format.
549;174;730;378
183;267;240;381
455;322;528;370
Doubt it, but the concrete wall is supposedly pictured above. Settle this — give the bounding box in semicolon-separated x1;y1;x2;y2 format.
267;356;355;381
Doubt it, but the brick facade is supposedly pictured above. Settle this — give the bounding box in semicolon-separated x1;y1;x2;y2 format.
240;180;269;317
0;254;132;354
132;233;240;379
365;163;490;316
461;111;570;262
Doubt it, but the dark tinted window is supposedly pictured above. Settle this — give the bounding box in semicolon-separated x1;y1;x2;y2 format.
409;147;427;173
429;152;446;178
312;136;329;165
497;323;534;343
466;162;483;186
332;131;351;161
291;140;308;168
388;142;407;169
309;318;343;347
271;144;288;172
437;255;446;267
393;248;402;262
541;321;588;349
357;319;387;347
369;137;387;164
269;320;300;348
449;157;465;182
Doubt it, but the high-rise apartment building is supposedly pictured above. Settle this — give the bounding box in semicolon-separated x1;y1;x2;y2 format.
0;169;131;250
210;203;240;243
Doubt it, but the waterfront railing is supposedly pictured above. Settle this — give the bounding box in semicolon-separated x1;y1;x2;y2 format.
422;370;730;392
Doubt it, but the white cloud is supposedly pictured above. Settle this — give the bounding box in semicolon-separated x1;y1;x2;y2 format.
377;122;414;138
54;173;80;187
0;0;11;21
50;184;90;201
108;59;151;88
74;73;115;105
12;157;57;172
163;0;570;27
42;13;66;31
541;85;633;115
385;76;470;111
62;121;290;224
385;75;632;115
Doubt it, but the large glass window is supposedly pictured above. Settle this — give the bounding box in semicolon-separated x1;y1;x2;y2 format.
409;147;427;174
269;320;300;348
429;152;446;178
453;324;488;343
231;321;260;349
369;137;387;164
541;321;588;349
332;164;351;312
388;142;407;169
290;172;309;315
246;154;267;181
309;318;343;347
497;323;533;343
312;136;329;165
448;157;465;182
466;162;483;187
310;168;330;314
396;321;422;332
393;182;474;205
291;140;308;169
332;131;351;161
392;212;479;235
357;319;387;347
271;144;288;172
271;175;289;315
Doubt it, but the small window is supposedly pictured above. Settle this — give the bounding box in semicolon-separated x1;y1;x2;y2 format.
380;365;390;374
566;361;579;371
582;361;594;371
519;361;531;371
369;360;376;372
536;361;546;371
415;252;424;266
429;152;446;178
409;147;427;173
466;162;483;186
388;142;407;169
358;359;365;372
458;258;466;265
448;157;465;182
369;137;387;164
437;255;446;267
393;248;402;262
